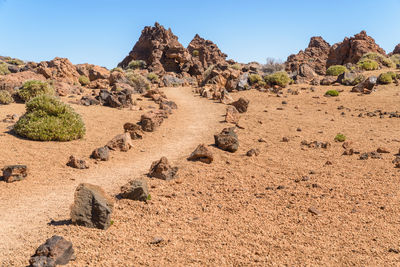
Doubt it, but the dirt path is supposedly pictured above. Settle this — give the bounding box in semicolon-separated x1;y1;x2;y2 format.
0;87;224;261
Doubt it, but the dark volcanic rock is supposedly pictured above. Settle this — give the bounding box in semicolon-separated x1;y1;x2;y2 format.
29;236;75;267
149;157;178;180
120;179;149;201
187;144;214;164
91;146;110;161
214;127;239;152
2;165;27;183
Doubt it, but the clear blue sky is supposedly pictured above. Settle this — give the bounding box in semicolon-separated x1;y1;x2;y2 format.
0;0;399;69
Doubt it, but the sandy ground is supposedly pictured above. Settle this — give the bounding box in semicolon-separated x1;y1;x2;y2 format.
1;75;400;266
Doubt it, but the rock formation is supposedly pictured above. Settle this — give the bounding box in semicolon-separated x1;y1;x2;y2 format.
118;22;192;74
286;36;331;75
392;44;400;55
327;31;386;67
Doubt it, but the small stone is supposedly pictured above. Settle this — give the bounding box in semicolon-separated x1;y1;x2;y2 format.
214;127;239;153
325;160;333;166
377;147;390;153
225;106;240;124
66;156;89;169
231;97;249;113
187;144;213;164
150;237;164;245
29;236;75;267
246;148;260;157
296;128;302;132
123;122;144;140
2;165;27;183
91;146;110;161
276;185;285;190
308;206;321;215
258;138;267;143
120;179;149;201
107;133;133;152
149;157;178;180
389;248;399;254
282;137;289;142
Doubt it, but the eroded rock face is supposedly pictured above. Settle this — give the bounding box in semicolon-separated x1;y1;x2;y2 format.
187;34;227;75
70;183;114;230
286;36;331;75
327;31;386;67
118;22;192;74
29;236;75;267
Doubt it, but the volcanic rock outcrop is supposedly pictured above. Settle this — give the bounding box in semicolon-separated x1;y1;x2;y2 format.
118;22;192;74
392;44;400;55
286;36;331;75
327;31;386;66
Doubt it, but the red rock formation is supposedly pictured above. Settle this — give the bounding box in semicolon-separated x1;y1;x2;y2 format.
187;34;227;75
286;36;331;75
327;31;386;67
118;22;192;74
35;57;80;84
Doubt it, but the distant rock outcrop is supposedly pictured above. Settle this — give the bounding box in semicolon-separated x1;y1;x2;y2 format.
118;22;192;74
286;36;331;75
187;34;228;75
327;31;386;67
392;44;400;55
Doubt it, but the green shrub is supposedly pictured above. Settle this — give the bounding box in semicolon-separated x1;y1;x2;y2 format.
147;72;159;82
231;63;241;70
18;80;54;102
128;60;147;70
111;67;124;73
6;58;24;66
378;72;394;84
0;90;13;104
249;74;263;85
357;59;379;70
125;71;150;93
264;71;290;87
14;95;85;141
192;50;199;57
0;62;10;75
390;54;400;65
78;75;90;86
334;133;346;142
360;52;394;68
325;90;339;97
326;65;348;76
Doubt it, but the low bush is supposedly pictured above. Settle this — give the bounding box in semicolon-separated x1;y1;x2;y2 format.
264;71;290;87
360;52;394;68
128;60;147;70
18;80;54;102
78;75;90;86
325;90;339;96
0;62;10;75
390;54;400;66
192;50;199;57
6;58;24;66
326;65;348;76
357;59;379;71
14;95;86;141
378;72;395;84
231;63;241;70
249;74;263;85
125;71;150;93
111;67;124;73
0;90;13;104
334;133;346;142
147;72;159;82
262;58;284;74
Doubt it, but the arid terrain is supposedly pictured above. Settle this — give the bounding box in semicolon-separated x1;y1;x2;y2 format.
1;22;400;266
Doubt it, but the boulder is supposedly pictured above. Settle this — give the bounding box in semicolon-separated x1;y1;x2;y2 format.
91;146;110;161
214;127;239;152
286;36;331;75
187;144;214;164
225;106;240;124
351;76;377;94
70;183;114;230
123;122;144;140
149;157;178;180
120;179;149;201
2;165;27;183
246;148;260;157
327;31;386;66
337;71;365;86
29;236;75;267
140;110;167;132
231;97;249;113
320;76;338;86
66;156;89;169
106;133;133;152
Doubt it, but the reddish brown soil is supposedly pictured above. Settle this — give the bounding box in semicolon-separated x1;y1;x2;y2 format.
1;74;400;266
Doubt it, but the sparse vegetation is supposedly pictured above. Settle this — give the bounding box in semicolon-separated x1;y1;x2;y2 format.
357;59;379;71
334;133;346;142
18;80;55;102
359;52;394;68
231;63;241;70
78;75;90;86
262;58;284;74
111;67;124;73
325;90;339;97
0;90;13;104
378;72;395;84
0;62;10;75
192;50;199;57
128;60;147;70
326;65;348;76
147;72;159;82
249;74;263;85
390;54;400;66
264;71;290;87
14;95;86;141
146;194;152;201
6;58;24;66
125;71;150;93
